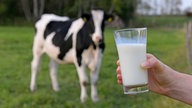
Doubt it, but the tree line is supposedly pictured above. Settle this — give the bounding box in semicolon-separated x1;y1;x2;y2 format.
0;0;136;25
137;0;183;15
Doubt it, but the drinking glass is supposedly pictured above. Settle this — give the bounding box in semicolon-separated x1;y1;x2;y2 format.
114;28;148;94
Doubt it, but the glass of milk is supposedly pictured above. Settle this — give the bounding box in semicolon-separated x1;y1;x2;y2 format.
114;28;148;94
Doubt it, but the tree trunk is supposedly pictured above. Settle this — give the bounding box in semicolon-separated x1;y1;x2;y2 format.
20;0;32;21
33;0;38;20
33;0;45;20
39;0;45;16
78;0;82;17
108;2;114;14
186;22;192;70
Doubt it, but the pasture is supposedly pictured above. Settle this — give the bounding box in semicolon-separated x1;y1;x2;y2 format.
0;26;191;108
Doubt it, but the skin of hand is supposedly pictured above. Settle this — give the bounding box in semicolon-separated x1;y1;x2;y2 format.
116;53;192;105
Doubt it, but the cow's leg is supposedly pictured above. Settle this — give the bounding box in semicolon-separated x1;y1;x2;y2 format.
30;55;42;92
49;59;59;92
90;66;100;102
90;70;99;102
89;54;102;102
30;36;44;92
75;63;88;103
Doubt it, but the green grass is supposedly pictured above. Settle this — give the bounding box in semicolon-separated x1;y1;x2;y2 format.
133;15;191;28
0;26;191;108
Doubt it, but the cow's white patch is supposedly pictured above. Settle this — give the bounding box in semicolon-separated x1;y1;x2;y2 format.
91;10;104;43
64;18;85;41
35;14;69;34
44;32;74;64
44;32;60;60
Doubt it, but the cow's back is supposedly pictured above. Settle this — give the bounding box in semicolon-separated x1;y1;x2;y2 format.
40;17;87;64
35;14;70;35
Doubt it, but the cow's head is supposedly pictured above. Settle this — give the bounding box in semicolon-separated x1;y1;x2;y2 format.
82;9;114;45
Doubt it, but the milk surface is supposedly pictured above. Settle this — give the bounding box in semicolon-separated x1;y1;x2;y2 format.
117;43;148;86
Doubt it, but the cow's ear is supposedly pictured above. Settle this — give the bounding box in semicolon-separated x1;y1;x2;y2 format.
105;14;114;22
81;14;91;22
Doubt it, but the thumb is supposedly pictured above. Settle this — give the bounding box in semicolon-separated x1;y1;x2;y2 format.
141;60;154;68
141;54;164;72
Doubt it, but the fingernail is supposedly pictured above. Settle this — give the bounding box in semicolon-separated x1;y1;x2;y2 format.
141;61;149;68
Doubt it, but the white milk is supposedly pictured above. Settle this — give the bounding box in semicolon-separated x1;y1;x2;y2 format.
117;43;148;86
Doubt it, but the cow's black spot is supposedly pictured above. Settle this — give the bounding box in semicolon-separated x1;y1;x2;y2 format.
76;19;95;66
44;21;73;39
55;34;73;60
44;21;73;60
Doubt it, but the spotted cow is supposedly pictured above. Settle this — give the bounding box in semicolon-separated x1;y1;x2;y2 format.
30;9;113;102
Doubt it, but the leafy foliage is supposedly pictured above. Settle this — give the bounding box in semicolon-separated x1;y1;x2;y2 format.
0;0;136;26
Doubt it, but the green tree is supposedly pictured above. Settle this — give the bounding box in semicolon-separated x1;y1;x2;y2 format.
113;0;136;26
0;0;138;26
0;0;22;18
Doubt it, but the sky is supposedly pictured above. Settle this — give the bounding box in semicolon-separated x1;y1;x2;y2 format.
181;0;192;10
137;0;192;15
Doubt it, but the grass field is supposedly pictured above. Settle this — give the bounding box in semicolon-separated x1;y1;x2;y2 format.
133;15;191;28
0;26;191;108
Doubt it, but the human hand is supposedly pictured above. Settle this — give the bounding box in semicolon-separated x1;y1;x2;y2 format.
116;53;177;95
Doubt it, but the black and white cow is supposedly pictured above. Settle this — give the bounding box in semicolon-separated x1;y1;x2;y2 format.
30;9;113;102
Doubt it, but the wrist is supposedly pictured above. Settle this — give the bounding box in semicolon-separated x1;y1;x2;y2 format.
163;70;181;95
164;72;192;105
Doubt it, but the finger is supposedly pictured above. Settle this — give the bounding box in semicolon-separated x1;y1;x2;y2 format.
116;60;120;66
141;53;157;68
146;53;153;59
117;74;122;80
116;66;121;74
142;53;165;72
118;79;122;84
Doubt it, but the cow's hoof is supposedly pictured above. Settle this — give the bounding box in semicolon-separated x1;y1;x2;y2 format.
53;87;60;92
81;95;88;103
92;95;99;103
30;86;36;92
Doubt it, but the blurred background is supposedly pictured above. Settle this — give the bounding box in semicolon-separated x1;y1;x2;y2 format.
1;0;192;108
0;0;192;27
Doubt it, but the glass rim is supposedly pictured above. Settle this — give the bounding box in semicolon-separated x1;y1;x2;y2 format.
114;27;147;33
